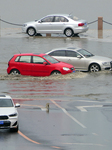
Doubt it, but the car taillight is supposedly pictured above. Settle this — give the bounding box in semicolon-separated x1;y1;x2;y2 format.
78;23;84;26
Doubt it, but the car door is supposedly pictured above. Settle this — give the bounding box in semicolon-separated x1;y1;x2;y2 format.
31;56;51;76
49;50;67;62
17;56;32;75
36;16;54;33
52;16;68;33
65;50;86;70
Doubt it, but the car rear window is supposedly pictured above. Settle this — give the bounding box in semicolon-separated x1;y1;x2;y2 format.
15;56;31;63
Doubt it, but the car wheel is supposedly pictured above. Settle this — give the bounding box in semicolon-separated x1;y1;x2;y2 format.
51;71;61;75
27;27;36;36
10;69;20;75
89;63;100;72
10;125;19;132
64;28;73;37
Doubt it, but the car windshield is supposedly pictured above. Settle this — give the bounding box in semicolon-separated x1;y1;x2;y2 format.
77;49;94;58
43;55;59;64
68;15;79;21
0;99;14;107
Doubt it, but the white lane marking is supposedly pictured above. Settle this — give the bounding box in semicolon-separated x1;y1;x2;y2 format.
76;105;103;112
51;100;86;129
77;106;87;112
63;142;104;147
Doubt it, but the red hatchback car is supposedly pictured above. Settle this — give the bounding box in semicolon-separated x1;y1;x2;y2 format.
7;53;75;76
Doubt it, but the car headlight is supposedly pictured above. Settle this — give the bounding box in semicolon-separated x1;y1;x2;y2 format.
9;113;17;117
63;67;70;71
102;62;110;66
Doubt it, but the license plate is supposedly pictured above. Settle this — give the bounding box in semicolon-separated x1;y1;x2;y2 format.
0;121;4;125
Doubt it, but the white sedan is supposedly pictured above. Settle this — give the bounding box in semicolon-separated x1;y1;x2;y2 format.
0;95;20;132
22;14;89;37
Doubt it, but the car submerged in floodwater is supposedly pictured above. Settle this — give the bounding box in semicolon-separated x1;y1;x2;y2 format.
46;47;112;72
7;53;75;76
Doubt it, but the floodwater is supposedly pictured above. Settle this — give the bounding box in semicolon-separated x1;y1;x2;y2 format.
0;28;112;101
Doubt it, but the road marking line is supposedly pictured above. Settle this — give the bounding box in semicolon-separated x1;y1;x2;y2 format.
18;130;41;144
76;105;103;112
18;130;61;149
77;106;87;112
63;142;104;146
51;100;86;129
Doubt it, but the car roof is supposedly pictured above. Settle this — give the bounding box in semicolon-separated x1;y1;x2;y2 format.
14;53;46;57
46;14;70;17
47;47;80;53
0;95;12;99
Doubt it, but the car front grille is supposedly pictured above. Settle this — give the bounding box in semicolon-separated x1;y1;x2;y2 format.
0;115;8;120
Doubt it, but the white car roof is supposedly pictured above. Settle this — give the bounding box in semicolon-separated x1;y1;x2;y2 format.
0;95;12;99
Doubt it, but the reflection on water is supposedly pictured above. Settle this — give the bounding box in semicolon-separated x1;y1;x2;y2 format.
1;70;111;102
98;30;103;39
6;72;87;99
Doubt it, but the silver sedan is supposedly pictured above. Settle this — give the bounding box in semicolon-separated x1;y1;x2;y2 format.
22;14;89;37
46;47;112;72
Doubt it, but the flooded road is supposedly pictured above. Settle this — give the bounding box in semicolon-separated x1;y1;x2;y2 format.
0;29;112;150
1;0;112;149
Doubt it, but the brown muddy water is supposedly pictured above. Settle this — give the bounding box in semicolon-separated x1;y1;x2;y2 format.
0;28;112;101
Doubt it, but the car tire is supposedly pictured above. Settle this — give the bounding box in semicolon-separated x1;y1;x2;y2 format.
64;28;73;37
10;125;19;132
89;63;100;72
10;69;20;75
51;71;61;75
27;27;36;36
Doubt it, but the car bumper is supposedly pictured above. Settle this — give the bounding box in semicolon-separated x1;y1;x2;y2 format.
22;26;27;33
0;117;18;129
73;26;89;34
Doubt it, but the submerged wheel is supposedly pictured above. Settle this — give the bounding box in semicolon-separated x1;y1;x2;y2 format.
27;27;36;36
10;69;20;75
64;28;73;37
51;71;61;75
89;63;100;72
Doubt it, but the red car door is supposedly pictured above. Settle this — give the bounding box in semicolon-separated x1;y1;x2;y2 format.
18;55;32;75
31;56;51;76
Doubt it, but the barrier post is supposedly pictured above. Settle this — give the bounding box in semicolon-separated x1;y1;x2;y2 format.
98;17;103;30
98;17;103;38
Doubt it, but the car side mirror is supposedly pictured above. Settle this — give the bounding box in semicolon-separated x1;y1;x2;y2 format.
43;62;47;65
77;55;82;59
15;103;20;108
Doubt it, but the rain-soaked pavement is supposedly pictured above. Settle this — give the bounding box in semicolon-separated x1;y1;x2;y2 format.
0;29;112;150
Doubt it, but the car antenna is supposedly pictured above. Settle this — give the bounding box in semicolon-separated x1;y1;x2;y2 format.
17;50;21;54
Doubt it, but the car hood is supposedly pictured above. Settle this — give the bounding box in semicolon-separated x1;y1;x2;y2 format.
86;55;112;62
0;107;17;115
54;61;74;68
